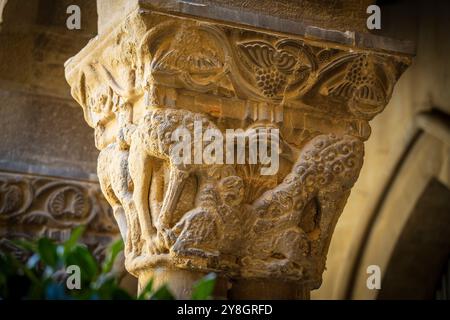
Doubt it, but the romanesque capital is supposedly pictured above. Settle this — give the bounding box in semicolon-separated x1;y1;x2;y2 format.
65;2;411;299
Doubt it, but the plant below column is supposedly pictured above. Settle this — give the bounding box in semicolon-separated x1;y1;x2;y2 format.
0;226;216;300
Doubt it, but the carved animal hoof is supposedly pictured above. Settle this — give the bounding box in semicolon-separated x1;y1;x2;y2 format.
156;228;176;251
143;231;172;255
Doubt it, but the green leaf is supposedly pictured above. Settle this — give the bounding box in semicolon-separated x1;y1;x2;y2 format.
64;226;86;253
26;253;40;269
37;238;58;268
65;245;99;282
101;238;124;274
191;273;216;300
151;285;175;300
12;238;37;253
93;276;132;300
137;279;153;300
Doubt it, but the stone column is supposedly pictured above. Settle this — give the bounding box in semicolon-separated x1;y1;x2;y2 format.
65;0;412;299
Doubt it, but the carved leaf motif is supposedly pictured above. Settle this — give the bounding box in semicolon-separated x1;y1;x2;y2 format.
326;55;389;118
151;26;226;91
235;160;283;204
47;187;89;220
238;40;313;99
238;41;277;69
0;184;23;215
275;50;299;74
0;171;119;268
22;213;48;225
156;50;223;75
316;48;340;65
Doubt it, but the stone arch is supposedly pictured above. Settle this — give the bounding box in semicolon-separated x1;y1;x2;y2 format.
349;111;450;299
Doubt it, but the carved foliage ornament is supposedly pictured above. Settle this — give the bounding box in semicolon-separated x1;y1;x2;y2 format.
67;18;410;131
0;171;120;262
134;20;408;118
0;172;118;233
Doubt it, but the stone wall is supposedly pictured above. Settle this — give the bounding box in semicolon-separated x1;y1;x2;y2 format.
0;0;119;267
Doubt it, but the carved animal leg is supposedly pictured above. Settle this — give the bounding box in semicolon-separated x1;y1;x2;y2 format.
121;201;141;257
97;154;132;255
101;184;131;255
113;179;138;257
154;167;189;251
112;153;139;257
158;167;189;229
128;146;156;253
112;205;128;243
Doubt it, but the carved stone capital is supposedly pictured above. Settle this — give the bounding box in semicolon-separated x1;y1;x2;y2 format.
65;4;411;298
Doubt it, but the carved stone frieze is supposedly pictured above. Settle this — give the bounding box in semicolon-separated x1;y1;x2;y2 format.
65;6;411;297
0;170;119;261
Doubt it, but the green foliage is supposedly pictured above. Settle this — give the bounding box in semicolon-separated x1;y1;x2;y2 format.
191;273;217;300
151;285;175;300
0;227;216;300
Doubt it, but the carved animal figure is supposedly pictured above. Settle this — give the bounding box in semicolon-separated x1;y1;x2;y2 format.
170;172;244;264
97;139;141;258
128;108;240;254
242;134;364;279
97;102;141;259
